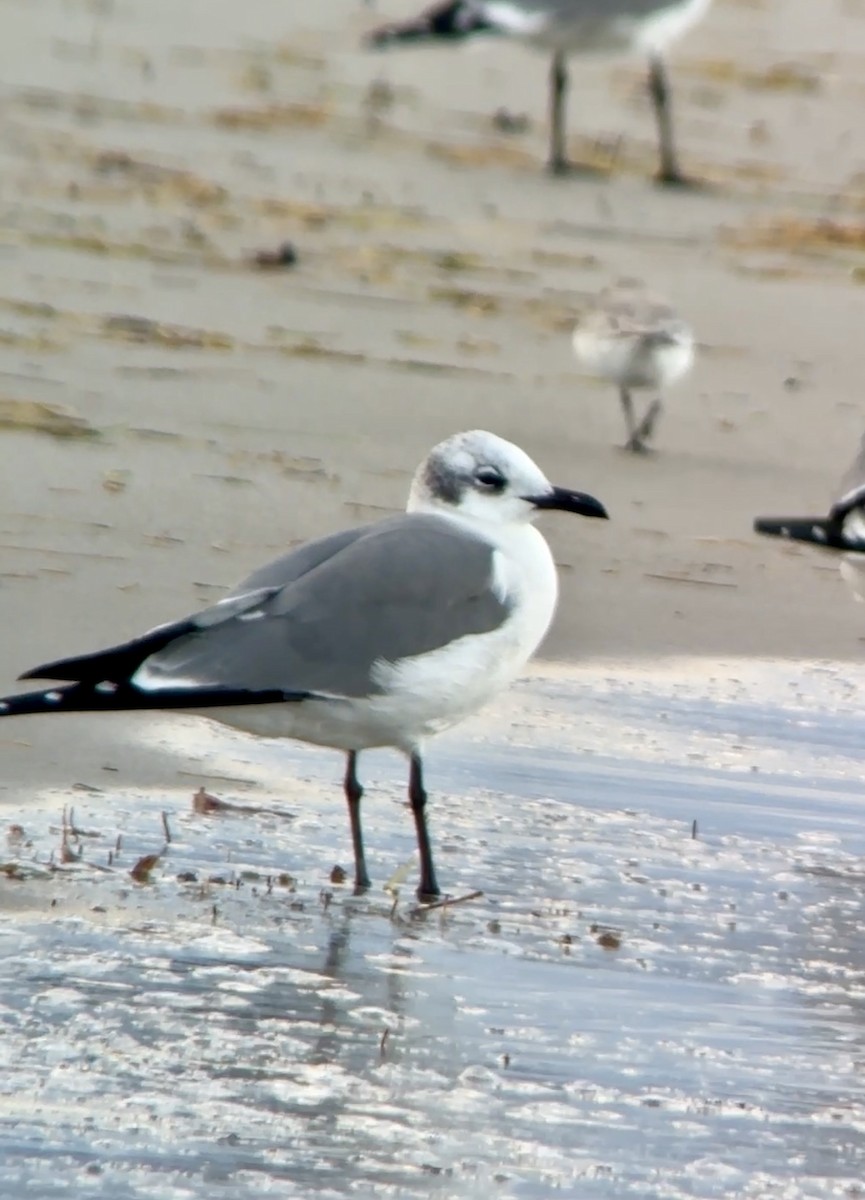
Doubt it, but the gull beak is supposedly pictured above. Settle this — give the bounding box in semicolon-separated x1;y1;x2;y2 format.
527;487;609;520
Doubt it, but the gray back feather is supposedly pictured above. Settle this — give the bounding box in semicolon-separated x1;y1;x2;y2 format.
143;514;510;698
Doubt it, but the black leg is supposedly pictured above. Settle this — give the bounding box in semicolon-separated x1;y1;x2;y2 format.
619;386;641;452
408;753;440;900
620;387;657;454
635;397;663;446
344;751;371;893
547;50;569;175
648;55;689;187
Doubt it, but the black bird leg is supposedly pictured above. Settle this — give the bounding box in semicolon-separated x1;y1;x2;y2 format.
648;54;688;187
344;751;371;893
547;50;608;178
620;386;644;452
547;50;570;175
634;397;663;447
409;753;440;900
619;386;636;445
620;387;660;454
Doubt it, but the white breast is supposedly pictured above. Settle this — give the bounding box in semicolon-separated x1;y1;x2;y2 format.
365;522;560;748
634;0;714;54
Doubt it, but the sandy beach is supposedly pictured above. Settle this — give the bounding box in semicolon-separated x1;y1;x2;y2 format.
1;0;864;781
1;0;865;679
3;1;865;1196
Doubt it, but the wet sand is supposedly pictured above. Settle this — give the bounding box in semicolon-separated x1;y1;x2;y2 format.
5;661;865;1198
3;1;865;1195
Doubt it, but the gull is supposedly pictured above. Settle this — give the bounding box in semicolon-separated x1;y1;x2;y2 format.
0;430;608;899
572;277;694;453
755;431;865;604
366;0;713;183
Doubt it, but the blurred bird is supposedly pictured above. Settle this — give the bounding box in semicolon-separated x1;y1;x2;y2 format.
572;278;695;453
366;0;713;183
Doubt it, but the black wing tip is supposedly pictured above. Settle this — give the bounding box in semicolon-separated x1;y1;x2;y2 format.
753;515;848;549
0;684;77;717
18;662;80;683
18;662;67;683
754;516;806;538
0;683;314;718
365;2;495;47
15;618;202;687
17;651;111;682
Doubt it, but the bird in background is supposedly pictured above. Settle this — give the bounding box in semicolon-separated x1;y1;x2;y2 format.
572;277;695;453
0;430;608;901
755;431;865;604
366;0;714;184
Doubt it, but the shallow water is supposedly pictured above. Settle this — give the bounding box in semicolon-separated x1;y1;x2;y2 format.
3;0;865;1194
3;662;865;1198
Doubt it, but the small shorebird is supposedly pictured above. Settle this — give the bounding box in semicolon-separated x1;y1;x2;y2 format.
755;432;865;604
367;0;713;183
0;430;608;900
572;278;695;453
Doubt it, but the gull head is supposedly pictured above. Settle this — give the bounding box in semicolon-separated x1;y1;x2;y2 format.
407;430;608;526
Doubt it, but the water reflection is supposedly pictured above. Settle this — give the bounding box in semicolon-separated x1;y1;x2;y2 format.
4;672;865;1195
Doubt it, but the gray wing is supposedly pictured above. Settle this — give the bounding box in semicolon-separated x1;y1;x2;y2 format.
230;526;367;596
139;513;511;698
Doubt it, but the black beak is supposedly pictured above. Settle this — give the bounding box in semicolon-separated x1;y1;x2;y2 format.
527;487;608;520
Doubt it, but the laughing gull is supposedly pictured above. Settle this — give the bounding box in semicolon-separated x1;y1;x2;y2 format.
0;430;607;899
572;277;694;453
755;431;865;603
367;0;713;183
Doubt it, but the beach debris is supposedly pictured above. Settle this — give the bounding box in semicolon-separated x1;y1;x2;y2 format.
191;785;294;820
252;241;298;269
594;927;622;950
412;889;484;916
492;108;530;135
130;852;161;883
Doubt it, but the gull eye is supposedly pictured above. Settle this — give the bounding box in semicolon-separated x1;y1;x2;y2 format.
475;466;506;492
